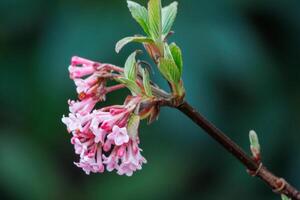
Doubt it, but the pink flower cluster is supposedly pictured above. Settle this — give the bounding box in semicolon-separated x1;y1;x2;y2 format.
62;56;147;176
68;56;110;102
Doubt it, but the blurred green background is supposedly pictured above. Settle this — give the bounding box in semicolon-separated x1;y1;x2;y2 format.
1;0;300;199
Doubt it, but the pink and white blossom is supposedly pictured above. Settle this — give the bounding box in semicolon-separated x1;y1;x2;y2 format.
102;147;120;172
74;147;105;175
117;139;147;176
68;98;98;115
62;56;147;176
69;56;100;79
71;56;100;67
62;113;81;133
62;104;147;175
74;75;99;94
68;56;119;102
107;125;129;146
90;110;112;143
62;113;93;133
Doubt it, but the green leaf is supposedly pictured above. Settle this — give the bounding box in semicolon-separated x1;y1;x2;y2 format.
163;43;183;77
158;57;180;83
124;51;138;81
148;0;162;40
127;114;140;138
127;1;150;36
162;2;178;36
115;36;153;53
169;42;183;76
116;77;141;95
163;42;173;59
142;68;153;97
281;194;291;200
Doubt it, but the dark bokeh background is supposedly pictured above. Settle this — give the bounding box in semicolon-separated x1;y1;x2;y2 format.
1;0;300;199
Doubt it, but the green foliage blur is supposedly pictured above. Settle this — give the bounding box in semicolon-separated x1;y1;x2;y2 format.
1;0;300;199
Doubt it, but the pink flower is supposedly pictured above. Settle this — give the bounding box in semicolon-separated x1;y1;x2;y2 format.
62;113;81;133
107;125;129;146
68;98;98;115
100;109;129;132
62;105;147;176
71;131;94;156
90;110;112;143
69;56;100;79
117;139;147;176
62;113;93;133
74;147;105;175
102;147;119;172
102;137;146;175
69;65;95;80
74;75;107;101
70;125;105;175
74;75;99;94
71;56;100;67
69;57;119;102
89;107;132;145
62;55;148;176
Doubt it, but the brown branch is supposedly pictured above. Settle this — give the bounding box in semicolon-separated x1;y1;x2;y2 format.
173;101;300;200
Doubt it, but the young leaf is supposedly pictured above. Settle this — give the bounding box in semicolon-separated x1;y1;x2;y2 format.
162;43;183;77
116;77;141;95
142;68;153;97
169;42;183;76
124;51;138;81
158;57;180;83
127;1;150;36
127;114;140;138
163;42;173;59
162;2;178;37
115;36;153;53
148;0;162;40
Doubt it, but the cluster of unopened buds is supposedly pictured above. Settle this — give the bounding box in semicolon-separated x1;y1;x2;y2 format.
62;0;185;176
